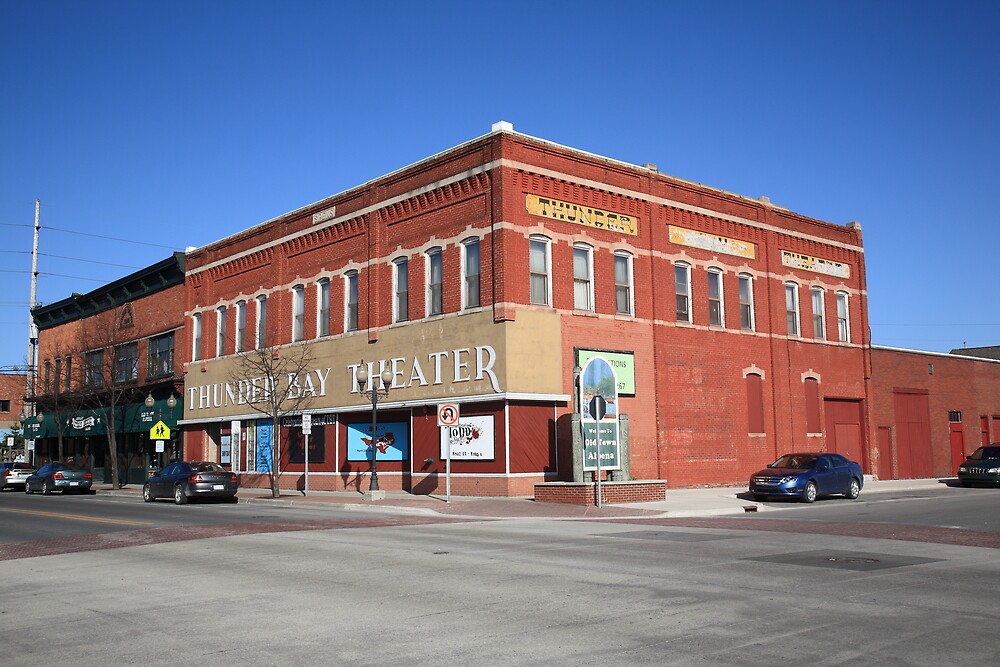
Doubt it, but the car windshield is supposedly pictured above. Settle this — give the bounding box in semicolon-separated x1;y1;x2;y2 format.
969;447;1000;461
771;455;817;469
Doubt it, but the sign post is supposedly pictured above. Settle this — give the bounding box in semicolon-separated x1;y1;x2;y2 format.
437;404;459;502
301;413;312;496
588;395;608;508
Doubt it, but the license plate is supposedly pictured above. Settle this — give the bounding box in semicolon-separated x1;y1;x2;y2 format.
70;481;79;486
212;484;224;490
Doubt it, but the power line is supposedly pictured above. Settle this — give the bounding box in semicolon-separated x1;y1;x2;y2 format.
43;225;180;250
39;253;140;269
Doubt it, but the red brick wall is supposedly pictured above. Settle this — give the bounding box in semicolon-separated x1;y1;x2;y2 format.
870;348;1000;479
0;373;26;429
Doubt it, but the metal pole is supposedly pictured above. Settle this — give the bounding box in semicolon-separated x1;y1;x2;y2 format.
595;419;602;508
25;200;40;465
446;428;452;503
304;433;309;496
369;386;379;491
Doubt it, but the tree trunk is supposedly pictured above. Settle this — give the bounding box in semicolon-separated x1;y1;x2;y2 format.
270;423;280;498
108;431;119;489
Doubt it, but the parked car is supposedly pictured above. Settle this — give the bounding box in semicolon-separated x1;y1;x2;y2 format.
1;462;36;490
957;445;1000;487
749;452;863;503
24;462;93;495
143;461;239;504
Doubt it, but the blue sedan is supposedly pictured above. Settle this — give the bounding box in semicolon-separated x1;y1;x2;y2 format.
749;452;863;503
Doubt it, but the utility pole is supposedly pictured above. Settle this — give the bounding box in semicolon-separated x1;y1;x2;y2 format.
25;199;40;464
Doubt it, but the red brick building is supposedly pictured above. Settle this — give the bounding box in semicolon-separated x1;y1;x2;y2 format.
870;346;1000;480
28;254;185;480
180;123;871;495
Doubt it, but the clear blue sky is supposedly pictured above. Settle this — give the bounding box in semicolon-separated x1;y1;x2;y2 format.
2;0;998;378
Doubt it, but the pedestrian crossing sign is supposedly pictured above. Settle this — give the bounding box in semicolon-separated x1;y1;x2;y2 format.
150;421;171;440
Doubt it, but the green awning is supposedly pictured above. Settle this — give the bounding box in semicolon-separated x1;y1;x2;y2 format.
24;399;182;440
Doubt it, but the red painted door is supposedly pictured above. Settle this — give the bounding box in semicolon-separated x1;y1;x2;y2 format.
950;423;966;475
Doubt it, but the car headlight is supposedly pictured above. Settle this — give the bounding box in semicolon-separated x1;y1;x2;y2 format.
958;466;968;473
988;468;1000;474
780;476;800;484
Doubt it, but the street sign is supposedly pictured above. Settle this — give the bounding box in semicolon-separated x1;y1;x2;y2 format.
437;403;460;427
150;421;171;440
588;395;608;421
301;413;312;435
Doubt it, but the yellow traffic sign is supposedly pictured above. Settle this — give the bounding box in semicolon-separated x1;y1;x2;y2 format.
150;421;171;440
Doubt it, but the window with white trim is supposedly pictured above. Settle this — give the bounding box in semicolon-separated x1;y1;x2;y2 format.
785;282;800;336
426;247;443;316
708;268;724;327
255;295;267;349
614;251;633;316
462;238;480;309
393;258;409;322
345;271;359;331
235;300;246;352
191;312;202;361
317;278;330;337
216;306;227;356
292;285;305;342
573;243;594;311
738;273;755;331
836;291;850;343
811;287;826;340
529;235;551;306
675;262;692;323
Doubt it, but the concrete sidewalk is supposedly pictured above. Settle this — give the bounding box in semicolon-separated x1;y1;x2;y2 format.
94;476;953;520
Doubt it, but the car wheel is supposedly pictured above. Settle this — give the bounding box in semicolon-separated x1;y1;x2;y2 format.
845;477;861;500
42;480;52;496
802;481;817;503
24;483;32;495
142;484;154;503
752;493;766;502
174;485;188;505
226;495;239;504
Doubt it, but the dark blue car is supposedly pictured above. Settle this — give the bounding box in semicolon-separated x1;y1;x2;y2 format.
749;452;863;503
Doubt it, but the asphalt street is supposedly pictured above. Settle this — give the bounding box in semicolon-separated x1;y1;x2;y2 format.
1;484;999;666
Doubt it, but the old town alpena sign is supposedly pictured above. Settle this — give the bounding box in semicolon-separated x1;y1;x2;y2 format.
579;356;621;472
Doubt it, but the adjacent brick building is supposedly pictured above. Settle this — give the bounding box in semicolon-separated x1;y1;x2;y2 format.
180;123;872;494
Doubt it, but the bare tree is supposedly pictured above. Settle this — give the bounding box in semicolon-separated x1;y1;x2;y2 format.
229;344;316;498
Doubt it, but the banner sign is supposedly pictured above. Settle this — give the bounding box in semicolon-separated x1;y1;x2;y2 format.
256;420;273;472
346;421;409;461
526;194;637;235
439;415;495;461
577;349;635;396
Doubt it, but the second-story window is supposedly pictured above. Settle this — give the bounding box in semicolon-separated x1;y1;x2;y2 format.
675;262;692;323
235;300;246;353
44;360;51;393
614;251;633;316
708;268;724;327
113;342;138;384
317;279;330;337
426;248;443;316
85;349;104;387
573;243;594;311
216;306;227;357
148;332;175;378
256;295;267;349
64;356;72;392
529;235;551;306
836;291;850;343
462;238;480;309
345;271;359;331
785;282;800;337
393;258;409;323
738;273;755;331
292;285;305;342
192;312;202;362
811;287;826;340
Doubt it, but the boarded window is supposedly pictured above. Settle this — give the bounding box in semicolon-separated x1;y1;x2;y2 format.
805;377;821;433
747;373;765;434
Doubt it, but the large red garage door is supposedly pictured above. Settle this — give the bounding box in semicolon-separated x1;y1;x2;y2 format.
892;390;933;479
824;400;864;470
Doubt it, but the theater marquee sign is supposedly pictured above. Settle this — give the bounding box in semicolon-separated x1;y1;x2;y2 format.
183;310;564;420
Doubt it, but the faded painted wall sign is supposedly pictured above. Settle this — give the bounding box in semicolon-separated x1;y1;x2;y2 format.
781;250;851;279
526;194;637;235
669;225;756;259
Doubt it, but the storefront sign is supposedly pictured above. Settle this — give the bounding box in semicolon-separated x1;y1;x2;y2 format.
669;225;756;259
346;422;409;461
526;194;637;235
579;356;622;472
577;349;635;396
439;415;495;461
781;250;851;278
